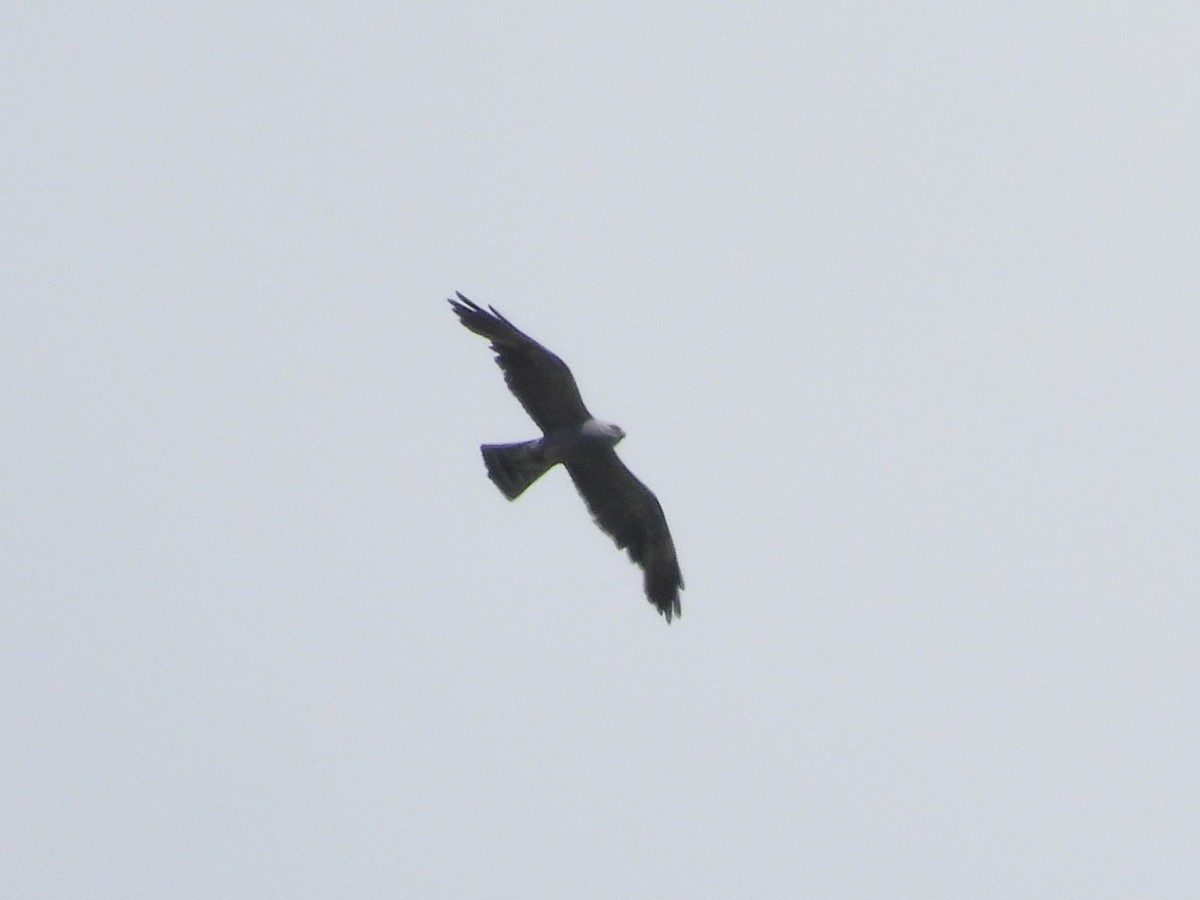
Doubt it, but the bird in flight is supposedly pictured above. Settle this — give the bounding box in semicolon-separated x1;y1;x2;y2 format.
449;292;683;622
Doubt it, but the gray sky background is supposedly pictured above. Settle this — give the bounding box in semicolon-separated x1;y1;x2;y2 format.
4;4;1197;897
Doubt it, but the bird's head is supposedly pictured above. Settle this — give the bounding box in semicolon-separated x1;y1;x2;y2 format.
582;418;626;446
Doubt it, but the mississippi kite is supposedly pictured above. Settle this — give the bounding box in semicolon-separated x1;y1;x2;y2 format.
449;293;684;622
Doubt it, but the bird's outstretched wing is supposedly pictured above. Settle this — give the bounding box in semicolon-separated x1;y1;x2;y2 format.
448;293;591;432
565;447;684;622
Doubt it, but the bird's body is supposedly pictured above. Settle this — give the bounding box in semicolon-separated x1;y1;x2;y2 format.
481;418;624;500
449;293;683;622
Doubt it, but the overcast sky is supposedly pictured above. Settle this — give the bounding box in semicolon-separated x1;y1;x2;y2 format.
4;4;1198;897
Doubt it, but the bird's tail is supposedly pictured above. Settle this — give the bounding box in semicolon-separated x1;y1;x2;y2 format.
481;440;554;500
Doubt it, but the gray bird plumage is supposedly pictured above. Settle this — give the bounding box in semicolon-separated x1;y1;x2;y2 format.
449;293;684;622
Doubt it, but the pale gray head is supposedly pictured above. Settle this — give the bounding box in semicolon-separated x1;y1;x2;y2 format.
581;417;626;446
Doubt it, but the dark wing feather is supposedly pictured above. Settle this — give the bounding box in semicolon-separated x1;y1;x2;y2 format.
448;293;591;432
565;448;684;622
